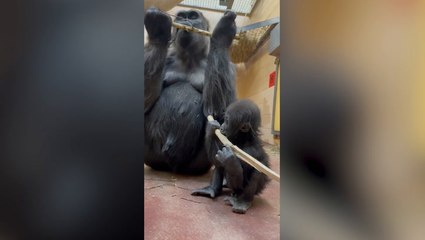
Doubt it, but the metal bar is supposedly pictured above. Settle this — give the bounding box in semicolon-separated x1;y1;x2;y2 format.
238;17;279;32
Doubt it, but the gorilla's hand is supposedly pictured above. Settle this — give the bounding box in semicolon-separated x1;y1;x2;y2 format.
145;7;172;44
206;120;220;138
211;10;237;48
216;146;239;170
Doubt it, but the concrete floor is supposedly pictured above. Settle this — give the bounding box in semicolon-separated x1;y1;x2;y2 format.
144;145;280;240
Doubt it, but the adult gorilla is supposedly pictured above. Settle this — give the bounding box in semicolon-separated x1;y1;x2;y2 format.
144;8;237;174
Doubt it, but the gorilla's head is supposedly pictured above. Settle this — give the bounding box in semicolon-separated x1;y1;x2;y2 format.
220;100;261;141
173;9;210;55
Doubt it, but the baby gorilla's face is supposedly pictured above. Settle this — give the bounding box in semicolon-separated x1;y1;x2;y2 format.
220;100;261;141
220;114;230;136
220;112;241;139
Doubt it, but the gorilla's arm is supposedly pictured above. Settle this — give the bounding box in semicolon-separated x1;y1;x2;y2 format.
202;11;237;122
204;120;221;160
144;7;171;113
192;11;237;199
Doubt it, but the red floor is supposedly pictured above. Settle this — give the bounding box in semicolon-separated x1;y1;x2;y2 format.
144;145;280;240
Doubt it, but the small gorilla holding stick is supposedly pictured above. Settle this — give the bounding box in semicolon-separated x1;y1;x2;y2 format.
192;100;270;214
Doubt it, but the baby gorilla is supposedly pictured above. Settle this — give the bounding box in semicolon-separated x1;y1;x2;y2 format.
194;99;270;214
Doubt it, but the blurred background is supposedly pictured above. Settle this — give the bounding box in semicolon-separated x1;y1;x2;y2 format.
0;0;144;239
281;1;425;240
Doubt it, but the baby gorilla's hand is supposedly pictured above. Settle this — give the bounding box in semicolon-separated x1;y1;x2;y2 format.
215;145;236;168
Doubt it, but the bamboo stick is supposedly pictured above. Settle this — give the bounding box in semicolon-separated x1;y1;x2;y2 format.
172;22;241;40
207;115;280;182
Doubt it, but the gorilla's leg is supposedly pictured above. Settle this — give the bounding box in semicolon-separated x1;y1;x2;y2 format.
192;145;240;198
144;145;172;172
191;167;224;198
144;7;171;113
192;11;237;197
145;139;212;175
175;147;212;175
215;146;265;214
228;171;267;214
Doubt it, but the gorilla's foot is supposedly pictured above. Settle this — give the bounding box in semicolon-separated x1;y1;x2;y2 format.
191;186;221;198
223;195;235;206
224;196;252;214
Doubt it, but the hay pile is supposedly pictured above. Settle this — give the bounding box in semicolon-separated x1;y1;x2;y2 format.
230;24;275;63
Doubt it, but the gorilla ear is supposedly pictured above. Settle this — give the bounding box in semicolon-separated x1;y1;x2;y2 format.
240;122;251;133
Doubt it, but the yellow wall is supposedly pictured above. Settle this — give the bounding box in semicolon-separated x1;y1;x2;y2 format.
144;0;182;11
235;0;280;145
273;61;280;133
414;3;425;157
286;1;425;156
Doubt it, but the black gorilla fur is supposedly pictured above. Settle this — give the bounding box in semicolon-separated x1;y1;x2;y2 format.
144;8;237;174
192;100;270;214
